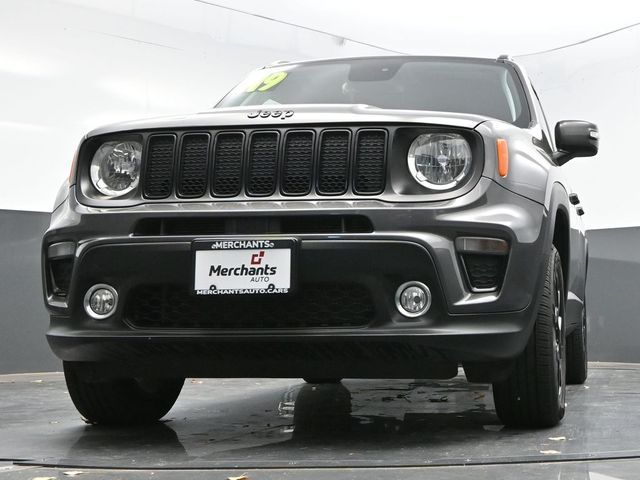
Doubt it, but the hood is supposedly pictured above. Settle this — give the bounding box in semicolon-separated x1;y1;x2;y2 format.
86;104;489;137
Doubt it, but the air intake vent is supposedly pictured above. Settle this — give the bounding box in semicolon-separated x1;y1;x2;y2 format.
212;133;243;197
177;133;210;198
127;283;374;329
133;214;373;236
49;258;73;297
318;130;350;194
247;132;278;196
282;131;314;195
461;254;508;292
354;130;387;194
143;135;176;199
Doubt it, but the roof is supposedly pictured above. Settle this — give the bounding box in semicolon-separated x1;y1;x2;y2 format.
262;55;514;69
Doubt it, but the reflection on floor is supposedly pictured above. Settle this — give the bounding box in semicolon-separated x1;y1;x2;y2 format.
0;363;639;479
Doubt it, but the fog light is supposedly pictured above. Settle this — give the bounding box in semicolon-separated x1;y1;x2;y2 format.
84;284;118;319
395;281;431;318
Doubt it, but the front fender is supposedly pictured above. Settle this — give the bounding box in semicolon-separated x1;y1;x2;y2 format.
475;118;586;332
475;120;550;206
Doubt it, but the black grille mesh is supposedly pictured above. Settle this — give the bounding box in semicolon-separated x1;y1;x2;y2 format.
177;134;209;198
247;132;278;196
354;130;387;194
127;283;375;329
462;254;508;291
144;135;175;199
212;133;243;197
282;131;314;195
141;128;386;199
318;131;350;194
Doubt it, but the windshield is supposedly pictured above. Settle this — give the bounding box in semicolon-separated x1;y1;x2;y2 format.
217;57;530;127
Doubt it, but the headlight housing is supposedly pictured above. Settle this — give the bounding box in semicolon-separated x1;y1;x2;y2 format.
407;133;472;190
90;141;142;197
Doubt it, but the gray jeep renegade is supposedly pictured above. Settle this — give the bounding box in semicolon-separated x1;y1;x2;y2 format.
42;56;598;428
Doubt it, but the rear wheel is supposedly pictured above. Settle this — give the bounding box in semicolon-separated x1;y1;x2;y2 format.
303;378;343;384
492;246;566;428
64;362;184;425
566;309;588;384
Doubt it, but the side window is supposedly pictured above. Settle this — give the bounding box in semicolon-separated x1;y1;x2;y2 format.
530;84;555;152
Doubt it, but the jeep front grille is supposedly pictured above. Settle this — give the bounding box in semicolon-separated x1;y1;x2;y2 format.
354;130;387;194
144;135;176;199
247;132;279;196
317;130;350;194
212;133;243;197
141;127;388;200
177;133;209;198
282;131;314;195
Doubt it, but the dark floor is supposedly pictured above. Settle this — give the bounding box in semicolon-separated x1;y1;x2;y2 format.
1;363;639;479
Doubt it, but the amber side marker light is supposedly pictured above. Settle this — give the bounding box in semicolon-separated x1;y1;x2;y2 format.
497;138;509;177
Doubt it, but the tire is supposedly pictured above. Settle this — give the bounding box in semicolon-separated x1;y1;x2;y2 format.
303;378;343;384
566;308;588;384
64;362;184;426
492;246;566;428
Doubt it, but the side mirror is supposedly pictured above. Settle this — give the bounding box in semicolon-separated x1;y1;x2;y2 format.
553;120;599;165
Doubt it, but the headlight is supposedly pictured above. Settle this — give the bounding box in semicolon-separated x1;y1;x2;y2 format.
90;141;142;197
407;133;472;190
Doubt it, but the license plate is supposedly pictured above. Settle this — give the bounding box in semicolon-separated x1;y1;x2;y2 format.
192;239;295;295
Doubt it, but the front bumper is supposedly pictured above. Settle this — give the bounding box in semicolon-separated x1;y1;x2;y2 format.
43;177;550;379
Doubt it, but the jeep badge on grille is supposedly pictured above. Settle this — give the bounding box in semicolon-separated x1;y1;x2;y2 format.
247;110;294;119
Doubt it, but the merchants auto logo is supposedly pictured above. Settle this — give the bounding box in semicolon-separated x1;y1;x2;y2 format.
247;110;294;120
209;250;276;277
251;251;265;265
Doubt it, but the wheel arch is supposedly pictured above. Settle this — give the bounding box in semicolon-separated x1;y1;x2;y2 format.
547;182;572;294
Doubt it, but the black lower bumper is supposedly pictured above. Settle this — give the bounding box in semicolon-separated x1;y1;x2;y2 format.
50;329;531;382
46;237;544;381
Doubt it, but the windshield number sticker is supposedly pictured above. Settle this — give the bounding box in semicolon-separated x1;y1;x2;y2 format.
245;71;288;93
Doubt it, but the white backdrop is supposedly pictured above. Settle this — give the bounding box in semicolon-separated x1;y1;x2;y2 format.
517;27;640;230
0;0;638;229
0;0;388;213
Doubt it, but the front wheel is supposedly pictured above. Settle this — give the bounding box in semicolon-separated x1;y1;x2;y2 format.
492;246;566;428
64;362;184;426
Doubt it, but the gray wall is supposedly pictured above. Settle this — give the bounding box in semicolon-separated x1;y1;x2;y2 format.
0;209;638;374
0;210;60;373
585;227;640;362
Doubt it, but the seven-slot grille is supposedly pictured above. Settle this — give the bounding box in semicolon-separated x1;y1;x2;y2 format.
142;128;387;199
